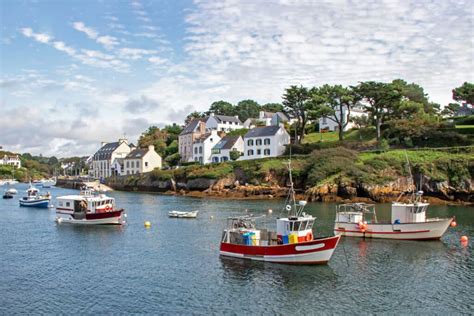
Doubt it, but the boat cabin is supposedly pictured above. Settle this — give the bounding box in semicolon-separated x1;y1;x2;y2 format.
336;203;377;223
391;202;428;224
276;215;314;243
56;189;115;215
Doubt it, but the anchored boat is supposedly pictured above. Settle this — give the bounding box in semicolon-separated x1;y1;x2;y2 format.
55;188;126;225
19;186;51;208
219;161;340;265
168;210;199;218
334;192;453;240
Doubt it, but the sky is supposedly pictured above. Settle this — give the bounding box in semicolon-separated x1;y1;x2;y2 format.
0;0;473;157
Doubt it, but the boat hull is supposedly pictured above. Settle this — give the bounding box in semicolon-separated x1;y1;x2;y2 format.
220;235;340;265
56;210;125;225
168;211;198;218
334;218;453;240
19;199;50;208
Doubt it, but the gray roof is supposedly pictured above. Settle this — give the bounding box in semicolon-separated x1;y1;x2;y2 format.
244;126;282;138
210;115;242;124
125;148;148;159
93;142;121;160
180;119;203;135
274;112;289;121
213;136;241;150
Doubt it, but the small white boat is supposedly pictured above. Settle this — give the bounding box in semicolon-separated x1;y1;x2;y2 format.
168;210;199;218
55;188;126;225
41;179;56;188
6;188;17;195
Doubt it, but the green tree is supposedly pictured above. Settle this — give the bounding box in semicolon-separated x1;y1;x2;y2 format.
282;85;311;144
206;100;235;116
441;103;461;117
185;111;205;124
226;128;249;136
261;103;284;113
310;85;361;141
453;82;474;106
235;100;260;121
164;153;181;167
355;81;401;142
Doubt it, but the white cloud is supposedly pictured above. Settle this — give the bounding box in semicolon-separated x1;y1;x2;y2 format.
72;22;98;39
96;35;119;49
118;48;158;60
20;27;51;43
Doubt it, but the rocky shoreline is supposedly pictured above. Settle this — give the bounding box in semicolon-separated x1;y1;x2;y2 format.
105;174;473;206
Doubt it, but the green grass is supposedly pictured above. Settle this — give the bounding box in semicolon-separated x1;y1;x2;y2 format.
303;128;376;144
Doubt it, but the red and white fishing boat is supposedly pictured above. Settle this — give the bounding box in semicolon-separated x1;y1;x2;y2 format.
334;192;453;240
219;162;340;265
55;188;126;225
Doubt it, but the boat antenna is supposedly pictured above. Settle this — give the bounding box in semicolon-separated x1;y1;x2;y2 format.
404;151;415;202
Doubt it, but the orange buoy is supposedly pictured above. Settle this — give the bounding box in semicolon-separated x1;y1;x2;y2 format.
460;236;468;242
450;221;457;227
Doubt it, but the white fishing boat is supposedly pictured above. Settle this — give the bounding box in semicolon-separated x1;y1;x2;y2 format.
55;188;126;225
19;186;51;208
334;154;453;240
219;161;340;265
168;210;199;218
334;193;453;240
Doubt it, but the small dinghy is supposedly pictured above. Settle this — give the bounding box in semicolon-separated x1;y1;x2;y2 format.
3;191;14;199
168;210;199;218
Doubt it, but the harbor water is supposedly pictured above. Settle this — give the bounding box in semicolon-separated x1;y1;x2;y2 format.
0;184;472;314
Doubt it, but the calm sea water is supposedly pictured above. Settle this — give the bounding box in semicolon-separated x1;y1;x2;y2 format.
0;184;472;314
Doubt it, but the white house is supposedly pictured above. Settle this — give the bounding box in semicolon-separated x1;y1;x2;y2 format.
110;158;124;176
179;119;207;162
241;125;290;160
0;154;21;168
205;113;243;132
209;136;244;163
123;145;162;175
192;130;222;164
243;111;274;128
89;138;131;179
319;106;367;132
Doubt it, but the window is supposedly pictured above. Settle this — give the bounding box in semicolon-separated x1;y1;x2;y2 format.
248;150;254;156
264;138;270;145
199;147;203;154
126;161;129;168
145;162;148;167
257;149;261;155
136;161;139;168
264;149;270;156
66;202;70;207
194;147;198;154
210;138;213;142
322;117;327;124
247;139;254;146
221;157;228;162
213;157;219;163
256;139;262;146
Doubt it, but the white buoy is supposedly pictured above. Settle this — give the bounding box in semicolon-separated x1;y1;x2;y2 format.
268;209;273;214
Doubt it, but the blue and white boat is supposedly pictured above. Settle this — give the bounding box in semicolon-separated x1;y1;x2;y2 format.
19;186;51;208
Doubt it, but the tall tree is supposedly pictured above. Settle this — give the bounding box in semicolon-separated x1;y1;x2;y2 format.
441;103;461;117
310;85;361;141
453;82;474;106
261;103;284;113
391;79;438;116
185;111;205;124
355;81;401;141
235;100;260;121
206;100;235;116
282;85;311;143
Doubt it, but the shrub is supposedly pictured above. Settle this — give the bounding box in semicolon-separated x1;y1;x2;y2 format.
306;148;358;185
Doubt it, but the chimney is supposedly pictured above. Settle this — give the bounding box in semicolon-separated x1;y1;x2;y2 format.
259;111;264;119
234;115;239;119
210;112;215;117
101;142;108;147
118;138;128;145
148;145;155;152
199;121;206;134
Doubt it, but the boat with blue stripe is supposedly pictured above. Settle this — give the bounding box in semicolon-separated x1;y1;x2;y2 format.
19;186;51;208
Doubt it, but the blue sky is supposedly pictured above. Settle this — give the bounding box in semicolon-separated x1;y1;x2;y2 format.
1;0;473;157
